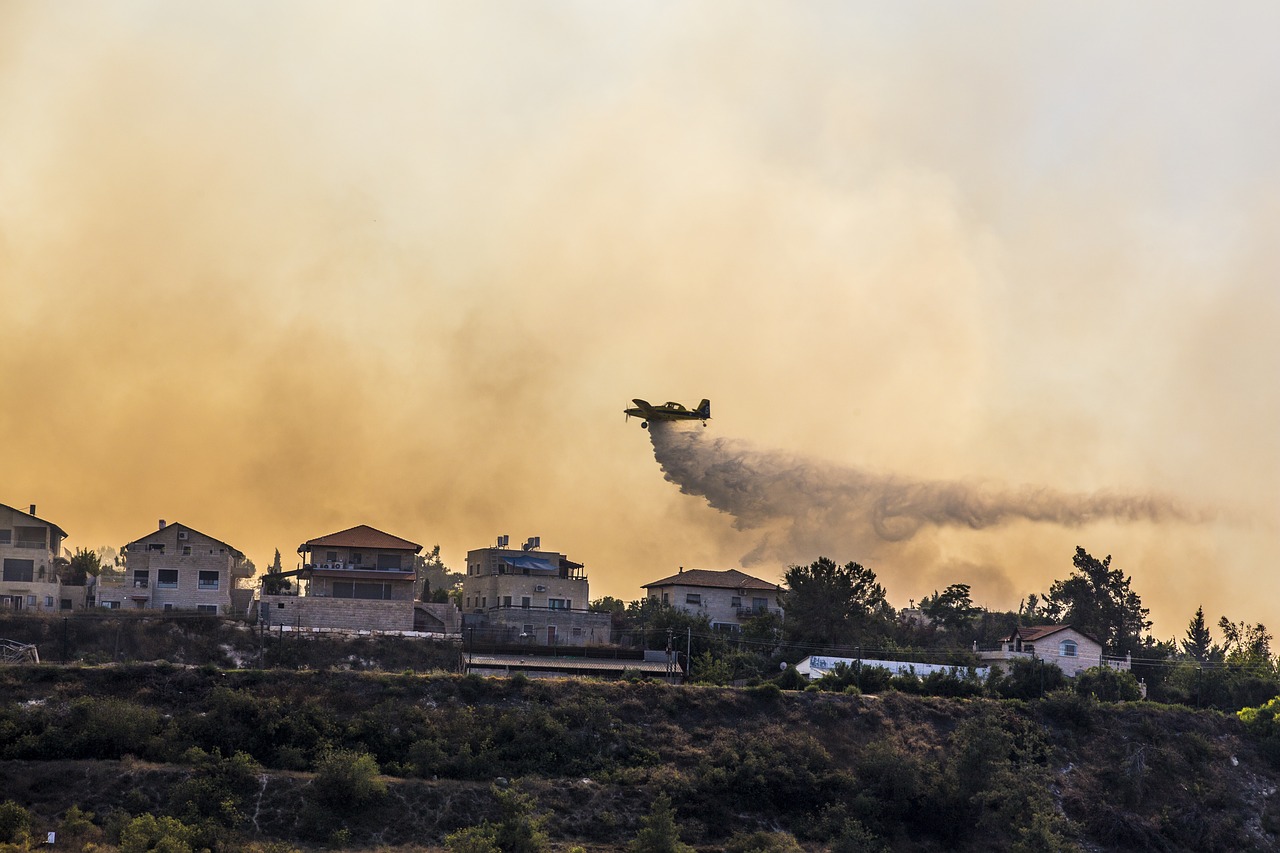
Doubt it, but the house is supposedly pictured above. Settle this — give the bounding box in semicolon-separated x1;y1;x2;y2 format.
461;536;611;646
642;568;782;631
259;524;425;633
101;520;252;615
0;503;73;613
977;624;1131;678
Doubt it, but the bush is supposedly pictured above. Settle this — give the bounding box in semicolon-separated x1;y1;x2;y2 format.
0;801;31;846
1074;666;1142;702
309;749;386;813
118;814;197;853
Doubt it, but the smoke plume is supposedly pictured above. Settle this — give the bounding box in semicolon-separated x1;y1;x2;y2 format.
649;422;1205;567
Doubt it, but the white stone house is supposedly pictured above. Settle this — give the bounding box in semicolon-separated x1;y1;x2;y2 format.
977;624;1131;678
642;568;782;632
0;503;72;613
461;537;610;646
103;520;252;615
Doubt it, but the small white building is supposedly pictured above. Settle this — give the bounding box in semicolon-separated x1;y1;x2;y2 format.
797;654;990;681
977;624;1131;677
642;568;782;632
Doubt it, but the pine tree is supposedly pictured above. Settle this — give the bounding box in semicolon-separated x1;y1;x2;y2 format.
1182;605;1212;661
629;794;693;853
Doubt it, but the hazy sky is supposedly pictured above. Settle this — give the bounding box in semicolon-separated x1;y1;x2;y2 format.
2;2;1276;638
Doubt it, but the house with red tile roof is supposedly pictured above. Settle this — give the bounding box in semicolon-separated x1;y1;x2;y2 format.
260;524;435;633
642;568;782;632
977;624;1131;677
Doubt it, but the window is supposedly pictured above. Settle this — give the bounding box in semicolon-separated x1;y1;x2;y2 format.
685;593;701;605
523;624;534;635
133;571;149;589
60;599;71;610
662;592;669;604
198;571;219;590
0;530;10;544
731;596;741;607
522;597;531;609
2;559;34;583
572;627;582;637
376;553;402;570
26;596;36;606
752;598;769;612
326;551;339;563
163;603;173;611
548;598;567;610
332;581;394;600
1059;640;1078;657
15;527;45;548
481;597;487;608
352;553;363;567
156;569;178;589
277;602;285;609
146;543;165;553
196;605;217;614
503;596;512;607
181;546;192;556
43;596;52;607
102;601;120;609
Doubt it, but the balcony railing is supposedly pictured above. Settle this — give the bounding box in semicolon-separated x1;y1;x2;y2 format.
736;607;780;619
132;580;149;589
14;541;47;550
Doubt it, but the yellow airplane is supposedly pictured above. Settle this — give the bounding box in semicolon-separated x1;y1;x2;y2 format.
624;398;711;429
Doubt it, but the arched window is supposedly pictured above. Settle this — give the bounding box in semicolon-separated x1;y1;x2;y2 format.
1059;639;1077;657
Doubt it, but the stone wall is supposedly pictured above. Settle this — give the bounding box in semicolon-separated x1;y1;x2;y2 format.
259;594;414;632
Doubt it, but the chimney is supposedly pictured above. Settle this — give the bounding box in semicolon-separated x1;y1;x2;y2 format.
28;505;36;516
678;566;683;573
158;519;166;530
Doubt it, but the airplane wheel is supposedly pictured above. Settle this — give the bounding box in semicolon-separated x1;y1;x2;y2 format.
641;422;649;429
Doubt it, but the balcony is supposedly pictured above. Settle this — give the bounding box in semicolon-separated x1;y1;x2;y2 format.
736;607;780;619
132;580;150;589
14;541;47;550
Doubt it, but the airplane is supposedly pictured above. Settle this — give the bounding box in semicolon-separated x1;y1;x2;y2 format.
624;398;711;429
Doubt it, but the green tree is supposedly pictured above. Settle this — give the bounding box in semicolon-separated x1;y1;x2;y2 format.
782;557;891;647
1181;606;1213;661
64;547;103;585
920;583;978;632
1042;547;1150;655
490;786;548;853
1218;617;1273;670
0;801;31;846
629;793;693;853
261;549;291;595
415;545;463;602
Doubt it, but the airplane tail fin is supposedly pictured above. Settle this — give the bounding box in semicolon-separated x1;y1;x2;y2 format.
697;399;711;419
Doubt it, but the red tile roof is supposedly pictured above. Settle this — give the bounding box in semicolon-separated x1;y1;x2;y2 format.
301;524;422;553
1009;624;1100;645
642;568;779;591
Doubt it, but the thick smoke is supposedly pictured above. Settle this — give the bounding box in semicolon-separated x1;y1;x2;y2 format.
649;423;1205;567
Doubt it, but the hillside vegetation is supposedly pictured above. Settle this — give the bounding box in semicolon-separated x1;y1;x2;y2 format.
2;663;1279;852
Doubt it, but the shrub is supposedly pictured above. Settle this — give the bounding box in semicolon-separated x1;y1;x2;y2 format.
309;749;386;813
446;825;499;853
118;814;196;853
723;830;803;852
1074;667;1142;702
0;801;31;845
